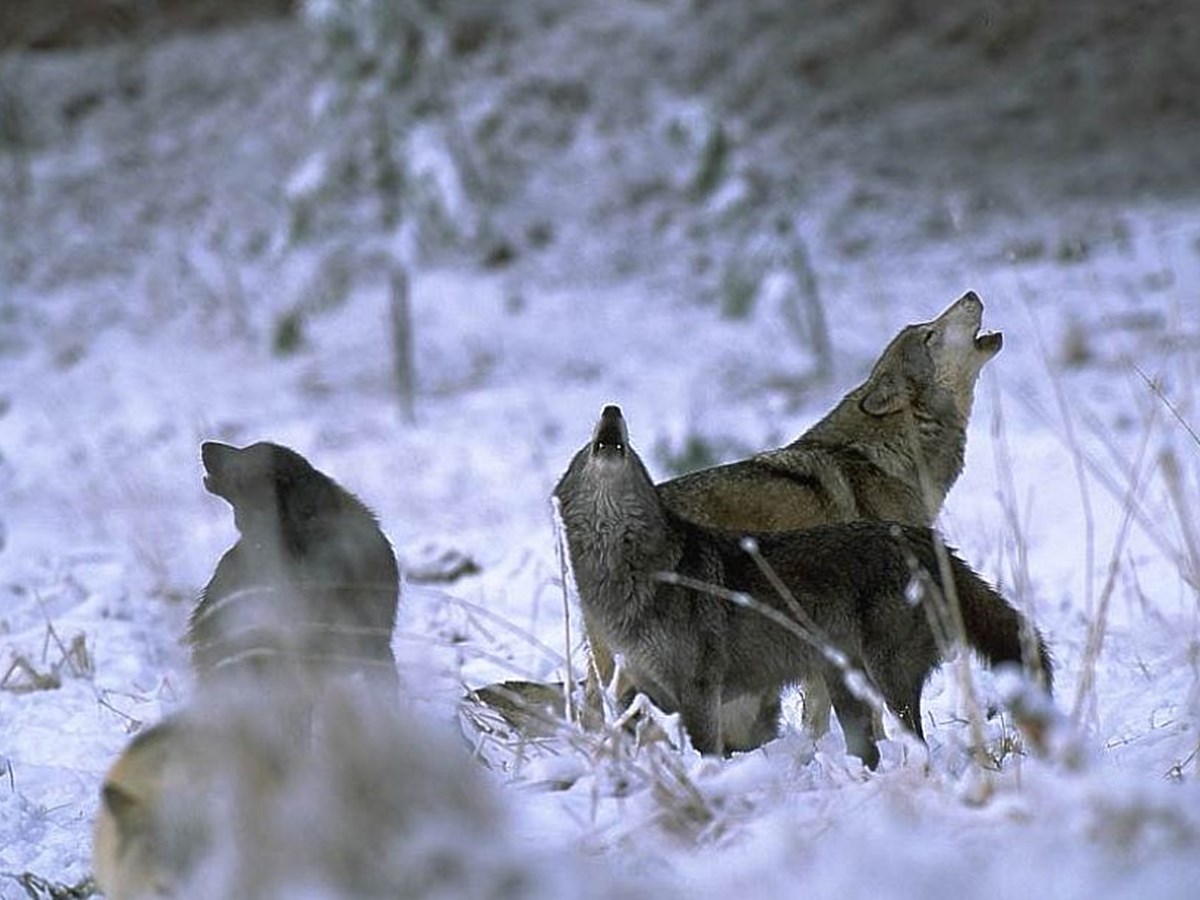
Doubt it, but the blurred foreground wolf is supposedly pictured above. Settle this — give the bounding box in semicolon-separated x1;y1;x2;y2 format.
554;405;1051;769
187;441;400;694
91;687;524;899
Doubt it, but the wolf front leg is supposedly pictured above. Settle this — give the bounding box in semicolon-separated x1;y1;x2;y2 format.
803;673;886;744
678;677;724;756
825;670;881;770
581;610;618;730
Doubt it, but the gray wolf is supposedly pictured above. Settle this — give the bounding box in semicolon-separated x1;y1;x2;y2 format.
659;290;1001;529
187;441;399;692
556;405;1051;769
585;292;1003;747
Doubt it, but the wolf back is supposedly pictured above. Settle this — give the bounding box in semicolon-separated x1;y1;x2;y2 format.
556;405;1052;769
583;292;1004;746
659;290;1002;531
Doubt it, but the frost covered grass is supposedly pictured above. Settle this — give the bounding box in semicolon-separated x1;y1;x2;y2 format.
2;2;1200;898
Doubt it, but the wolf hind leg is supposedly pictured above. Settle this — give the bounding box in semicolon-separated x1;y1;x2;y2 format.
825;671;880;770
800;674;832;737
863;656;926;744
679;678;724;756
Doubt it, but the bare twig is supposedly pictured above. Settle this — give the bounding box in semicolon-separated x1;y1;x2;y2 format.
388;262;417;423
552;496;577;726
900;402;991;781
1070;409;1153;726
1;656;61;694
1021;290;1097;624
1135;365;1200;449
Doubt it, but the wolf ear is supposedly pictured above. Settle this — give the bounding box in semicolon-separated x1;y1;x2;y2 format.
860;372;906;416
103;783;147;833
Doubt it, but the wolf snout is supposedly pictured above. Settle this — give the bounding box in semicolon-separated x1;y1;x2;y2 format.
948;290;983;322
592;405;628;455
201;441;238;473
940;291;1002;358
200;441;239;493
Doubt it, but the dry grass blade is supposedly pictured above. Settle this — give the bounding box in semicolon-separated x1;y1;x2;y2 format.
1069;387;1155;728
1158;448;1200;591
915;530;993;784
900;403;991;782
1135;364;1200;449
0;656;61;694
990;386;1053;694
2;872;97;900
462;681;573;738
552;496;577;725
1023;389;1197;591
1021;288;1098;624
427;591;567;668
96;694;145;733
646;744;722;841
393;629;550;683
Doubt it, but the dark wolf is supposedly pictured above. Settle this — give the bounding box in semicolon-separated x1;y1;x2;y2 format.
556;406;1051;769
187;441;399;692
583;292;1003;747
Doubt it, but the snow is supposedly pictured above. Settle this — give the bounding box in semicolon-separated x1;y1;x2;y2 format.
1;2;1199;897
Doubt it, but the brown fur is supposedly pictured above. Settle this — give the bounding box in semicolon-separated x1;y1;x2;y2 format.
583;293;1003;748
556;406;1051;768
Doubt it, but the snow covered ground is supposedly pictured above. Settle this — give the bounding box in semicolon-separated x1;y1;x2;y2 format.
1;2;1198;897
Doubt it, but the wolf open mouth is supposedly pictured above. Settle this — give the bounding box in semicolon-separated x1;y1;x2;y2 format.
974;330;1003;353
593;405;628;455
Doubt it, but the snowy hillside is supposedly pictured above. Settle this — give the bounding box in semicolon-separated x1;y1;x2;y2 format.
1;1;1198;897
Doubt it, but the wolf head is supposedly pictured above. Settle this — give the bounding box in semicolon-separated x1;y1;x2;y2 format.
557;406;652;491
554;405;664;532
201;441;347;552
92;717;208;900
859;291;1002;421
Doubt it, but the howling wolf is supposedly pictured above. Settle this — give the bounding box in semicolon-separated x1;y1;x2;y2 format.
556;405;1051;768
187;441;399;692
584;292;1003;748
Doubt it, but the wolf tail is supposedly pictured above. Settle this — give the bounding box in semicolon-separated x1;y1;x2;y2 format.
949;553;1054;694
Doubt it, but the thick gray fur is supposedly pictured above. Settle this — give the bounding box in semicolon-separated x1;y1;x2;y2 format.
556;406;1052;769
